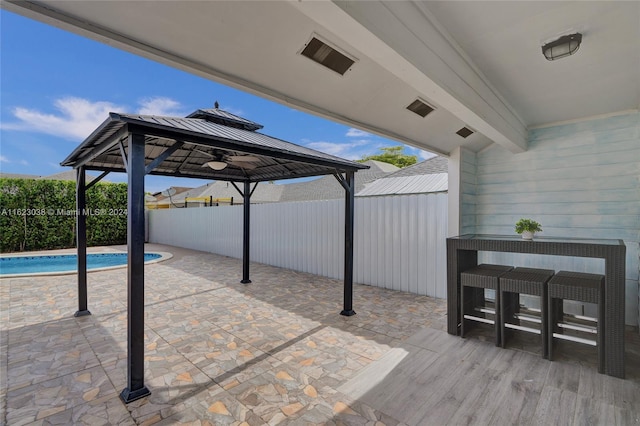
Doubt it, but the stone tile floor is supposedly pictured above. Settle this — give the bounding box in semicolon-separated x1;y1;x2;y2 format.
1;244;639;425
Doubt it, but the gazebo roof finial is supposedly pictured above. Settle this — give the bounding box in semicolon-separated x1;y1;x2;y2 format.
214;101;219;109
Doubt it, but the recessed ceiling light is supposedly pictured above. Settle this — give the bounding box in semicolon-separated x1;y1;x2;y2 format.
406;99;435;118
300;37;355;75
456;127;474;138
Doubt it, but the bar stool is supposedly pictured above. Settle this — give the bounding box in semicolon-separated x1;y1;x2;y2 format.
499;267;554;358
547;271;605;373
460;264;513;346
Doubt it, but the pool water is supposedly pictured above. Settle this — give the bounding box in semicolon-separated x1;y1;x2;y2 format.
0;253;162;276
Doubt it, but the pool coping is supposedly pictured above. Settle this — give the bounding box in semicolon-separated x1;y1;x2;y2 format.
0;251;173;278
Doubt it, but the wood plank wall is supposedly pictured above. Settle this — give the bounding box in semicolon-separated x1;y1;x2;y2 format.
460;148;477;235
463;112;640;325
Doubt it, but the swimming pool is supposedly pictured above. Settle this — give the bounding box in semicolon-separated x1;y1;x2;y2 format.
0;252;172;277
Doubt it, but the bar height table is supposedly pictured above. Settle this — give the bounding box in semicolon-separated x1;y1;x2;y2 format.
447;234;626;378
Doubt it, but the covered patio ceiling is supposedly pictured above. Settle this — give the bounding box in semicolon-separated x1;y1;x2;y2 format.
3;1;638;157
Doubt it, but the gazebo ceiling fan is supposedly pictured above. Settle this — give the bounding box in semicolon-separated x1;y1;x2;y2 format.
195;149;261;170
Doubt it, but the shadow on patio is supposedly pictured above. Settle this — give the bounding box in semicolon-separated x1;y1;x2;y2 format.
2;243;639;425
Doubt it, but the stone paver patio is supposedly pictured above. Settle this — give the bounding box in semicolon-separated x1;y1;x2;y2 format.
1;244;639;425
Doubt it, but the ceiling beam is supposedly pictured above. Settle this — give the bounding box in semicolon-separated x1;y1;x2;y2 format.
294;0;528;153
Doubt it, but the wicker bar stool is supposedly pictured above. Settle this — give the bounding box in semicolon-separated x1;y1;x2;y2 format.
460;264;513;346
499;267;555;358
548;271;605;373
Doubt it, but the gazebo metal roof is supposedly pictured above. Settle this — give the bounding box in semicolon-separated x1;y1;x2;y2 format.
61;109;368;182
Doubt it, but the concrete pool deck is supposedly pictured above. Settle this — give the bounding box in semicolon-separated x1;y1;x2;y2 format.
1;244;639;425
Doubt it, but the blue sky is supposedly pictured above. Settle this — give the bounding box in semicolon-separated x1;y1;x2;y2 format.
0;10;432;193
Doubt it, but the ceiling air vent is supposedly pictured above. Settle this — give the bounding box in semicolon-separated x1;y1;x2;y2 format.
456;127;474;138
406;99;435;118
300;37;354;75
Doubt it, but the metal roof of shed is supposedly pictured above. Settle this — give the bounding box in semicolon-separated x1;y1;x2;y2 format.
356;172;448;197
61;109;368;182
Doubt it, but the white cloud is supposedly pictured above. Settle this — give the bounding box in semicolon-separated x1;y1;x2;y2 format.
346;128;371;138
2;96;189;141
0;156;27;166
405;146;437;161
305;140;370;160
137;97;185;116
4;97;124;140
419;150;437;160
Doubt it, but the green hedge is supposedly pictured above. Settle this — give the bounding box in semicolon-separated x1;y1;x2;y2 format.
0;178;128;252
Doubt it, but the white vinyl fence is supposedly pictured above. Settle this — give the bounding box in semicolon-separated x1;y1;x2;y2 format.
148;193;448;298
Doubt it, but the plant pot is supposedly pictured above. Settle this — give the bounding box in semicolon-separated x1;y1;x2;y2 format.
521;231;534;240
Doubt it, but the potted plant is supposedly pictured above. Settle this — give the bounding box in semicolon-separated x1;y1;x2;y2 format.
515;218;542;240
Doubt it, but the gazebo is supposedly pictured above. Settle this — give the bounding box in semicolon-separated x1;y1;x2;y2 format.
60;107;369;403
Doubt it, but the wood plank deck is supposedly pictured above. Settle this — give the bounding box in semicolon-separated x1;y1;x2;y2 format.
339;325;640;425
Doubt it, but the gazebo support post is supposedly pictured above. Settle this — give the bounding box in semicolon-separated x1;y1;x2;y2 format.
341;171;356;316
74;166;91;317
120;133;151;404
241;181;252;284
232;181;257;284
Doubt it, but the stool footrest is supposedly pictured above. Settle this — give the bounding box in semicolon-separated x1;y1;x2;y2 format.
553;332;597;346
558;322;597;334
474;307;496;315
464;314;494;325
513;313;542;324
505;323;541;334
565;313;597;323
